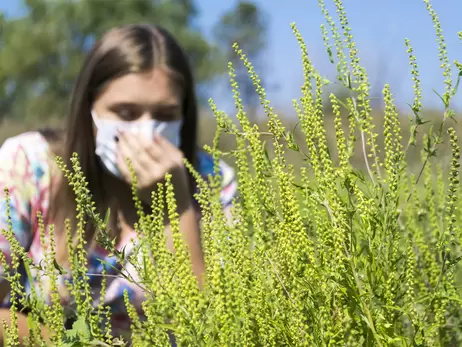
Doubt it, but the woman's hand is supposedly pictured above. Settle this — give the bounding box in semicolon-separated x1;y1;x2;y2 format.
116;130;191;206
116;130;205;287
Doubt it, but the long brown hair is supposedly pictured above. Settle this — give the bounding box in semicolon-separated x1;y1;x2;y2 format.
48;24;198;265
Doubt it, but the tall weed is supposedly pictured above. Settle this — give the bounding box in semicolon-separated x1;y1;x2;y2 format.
1;0;462;346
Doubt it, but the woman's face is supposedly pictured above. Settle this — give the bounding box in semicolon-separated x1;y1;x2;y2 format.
92;68;182;126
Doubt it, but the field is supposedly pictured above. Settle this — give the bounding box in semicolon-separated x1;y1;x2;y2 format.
1;0;462;346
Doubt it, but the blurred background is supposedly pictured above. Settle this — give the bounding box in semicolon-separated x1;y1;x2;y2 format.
0;0;461;173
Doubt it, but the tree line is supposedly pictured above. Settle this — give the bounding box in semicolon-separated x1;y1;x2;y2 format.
0;0;268;124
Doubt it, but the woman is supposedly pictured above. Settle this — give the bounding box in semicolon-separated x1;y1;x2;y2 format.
0;24;237;344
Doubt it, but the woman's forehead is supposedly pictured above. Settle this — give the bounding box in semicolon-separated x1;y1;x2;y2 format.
96;69;182;107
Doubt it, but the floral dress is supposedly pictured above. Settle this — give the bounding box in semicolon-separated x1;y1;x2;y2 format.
0;131;237;338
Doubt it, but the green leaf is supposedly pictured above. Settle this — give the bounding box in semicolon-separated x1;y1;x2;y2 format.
103;207;111;227
65;327;78;340
87;339;112;346
72;316;91;340
432;88;447;107
62;342;79;347
326;47;334;64
53;258;66;275
262;142;273;169
452;69;462;96
286;132;299;151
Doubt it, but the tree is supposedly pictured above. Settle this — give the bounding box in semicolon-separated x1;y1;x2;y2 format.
214;1;268;121
0;0;225;123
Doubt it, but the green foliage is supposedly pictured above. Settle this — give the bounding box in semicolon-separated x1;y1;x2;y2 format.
1;0;462;346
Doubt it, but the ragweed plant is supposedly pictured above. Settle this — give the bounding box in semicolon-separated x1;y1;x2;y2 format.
1;0;462;346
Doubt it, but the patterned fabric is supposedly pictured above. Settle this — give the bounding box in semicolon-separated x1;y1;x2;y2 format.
0;131;237;338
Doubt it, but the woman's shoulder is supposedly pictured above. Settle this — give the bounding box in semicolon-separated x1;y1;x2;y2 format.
1;131;50;153
196;150;238;206
196;150;235;183
0;131;52;180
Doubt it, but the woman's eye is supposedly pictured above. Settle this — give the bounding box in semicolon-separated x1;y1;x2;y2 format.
116;109;134;120
155;113;180;122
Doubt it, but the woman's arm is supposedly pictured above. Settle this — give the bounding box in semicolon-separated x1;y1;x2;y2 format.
163;203;205;288
141;168;205;288
0;134;45;345
0;308;51;346
0;308;30;346
0;281;9;305
159;157;238;289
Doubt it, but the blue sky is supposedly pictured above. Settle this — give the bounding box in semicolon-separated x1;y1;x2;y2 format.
196;0;462;114
2;0;461;114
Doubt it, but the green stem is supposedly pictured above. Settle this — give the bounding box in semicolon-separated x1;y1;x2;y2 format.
344;243;384;347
